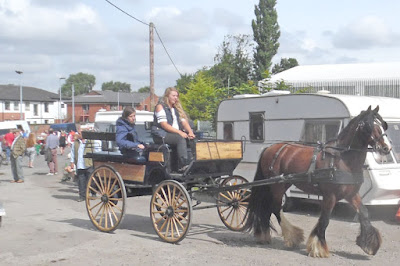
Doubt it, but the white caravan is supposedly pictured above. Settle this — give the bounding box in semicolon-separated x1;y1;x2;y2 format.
0;120;31;136
217;92;400;206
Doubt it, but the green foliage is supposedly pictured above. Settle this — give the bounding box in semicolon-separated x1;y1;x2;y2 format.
176;73;194;94
62;72;96;97
179;71;217;122
138;86;150;93
101;81;131;92
271;58;299;74
209;34;253;89
258;79;293;93
216;81;259;99
252;0;280;80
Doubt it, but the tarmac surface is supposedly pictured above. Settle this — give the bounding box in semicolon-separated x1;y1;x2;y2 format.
0;148;399;265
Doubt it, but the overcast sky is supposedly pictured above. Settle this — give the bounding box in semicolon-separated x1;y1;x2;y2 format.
2;0;400;96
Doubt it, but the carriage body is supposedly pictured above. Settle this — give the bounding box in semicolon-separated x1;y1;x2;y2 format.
81;131;248;242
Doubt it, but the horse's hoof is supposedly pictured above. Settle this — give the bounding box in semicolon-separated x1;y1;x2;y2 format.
306;235;330;258
280;212;304;248
255;230;272;244
356;226;382;255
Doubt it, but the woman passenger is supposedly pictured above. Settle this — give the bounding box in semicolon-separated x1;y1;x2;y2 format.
151;87;195;172
116;106;145;157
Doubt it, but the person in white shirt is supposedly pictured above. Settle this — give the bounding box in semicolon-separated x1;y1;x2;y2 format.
151;87;195;172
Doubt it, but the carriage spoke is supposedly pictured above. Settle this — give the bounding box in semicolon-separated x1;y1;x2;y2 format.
109;199;123;213
219;192;233;202
109;187;122;198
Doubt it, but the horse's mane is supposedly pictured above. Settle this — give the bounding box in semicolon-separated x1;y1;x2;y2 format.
337;110;367;140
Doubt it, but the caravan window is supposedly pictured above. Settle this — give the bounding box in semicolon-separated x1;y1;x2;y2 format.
223;122;233;140
302;120;341;143
250;112;264;142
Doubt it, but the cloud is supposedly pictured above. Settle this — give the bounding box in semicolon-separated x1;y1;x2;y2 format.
332;15;400;49
148;7;212;43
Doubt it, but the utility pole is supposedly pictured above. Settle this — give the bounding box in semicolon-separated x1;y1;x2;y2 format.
149;22;155;111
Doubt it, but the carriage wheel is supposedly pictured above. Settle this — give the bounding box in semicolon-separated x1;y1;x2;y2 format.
85;165;127;232
217;175;250;231
150;180;192;243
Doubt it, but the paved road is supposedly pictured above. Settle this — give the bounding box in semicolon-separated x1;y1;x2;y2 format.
0;149;399;265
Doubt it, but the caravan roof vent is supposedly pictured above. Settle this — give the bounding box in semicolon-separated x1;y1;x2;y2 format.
261;90;291;96
232;94;260;99
317;90;331;94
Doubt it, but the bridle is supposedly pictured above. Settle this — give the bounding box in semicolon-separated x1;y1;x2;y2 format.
323;116;389;155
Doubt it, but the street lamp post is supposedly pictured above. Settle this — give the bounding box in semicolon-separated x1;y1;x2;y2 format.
59;77;66;122
15;71;23;120
72;84;75;123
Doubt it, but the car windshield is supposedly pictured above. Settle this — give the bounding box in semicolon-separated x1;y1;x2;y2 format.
372;122;400;164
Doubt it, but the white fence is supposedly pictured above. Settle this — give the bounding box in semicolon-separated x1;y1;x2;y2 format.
270;79;400;98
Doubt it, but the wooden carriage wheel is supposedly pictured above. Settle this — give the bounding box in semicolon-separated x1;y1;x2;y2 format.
150;180;192;243
85;165;127;232
217;175;250;231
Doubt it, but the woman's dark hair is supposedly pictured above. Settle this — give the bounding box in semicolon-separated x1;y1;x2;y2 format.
122;106;136;119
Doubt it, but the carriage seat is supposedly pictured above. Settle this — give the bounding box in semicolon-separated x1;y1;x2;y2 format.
86;151;147;165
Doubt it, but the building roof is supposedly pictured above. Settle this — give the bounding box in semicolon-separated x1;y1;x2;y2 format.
67;90;150;104
0;84;59;102
267;62;400;83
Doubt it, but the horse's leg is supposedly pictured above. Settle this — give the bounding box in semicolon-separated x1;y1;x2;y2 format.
348;194;382;255
272;185;304;248
306;194;336;258
278;211;305;248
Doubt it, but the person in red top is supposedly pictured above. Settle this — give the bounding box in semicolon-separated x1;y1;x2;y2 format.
3;129;15;164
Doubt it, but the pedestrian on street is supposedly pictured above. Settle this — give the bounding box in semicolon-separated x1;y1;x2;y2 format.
70;132;94;202
10;128;26;183
26;132;37;168
45;128;59;175
59;131;67;155
4;129;14;164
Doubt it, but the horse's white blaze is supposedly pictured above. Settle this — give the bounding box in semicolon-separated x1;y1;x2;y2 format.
381;125;392;151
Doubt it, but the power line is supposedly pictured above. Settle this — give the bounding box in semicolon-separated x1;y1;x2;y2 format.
104;0;183;77
105;0;149;26
154;27;182;76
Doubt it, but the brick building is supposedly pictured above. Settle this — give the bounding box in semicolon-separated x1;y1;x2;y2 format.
64;90;158;123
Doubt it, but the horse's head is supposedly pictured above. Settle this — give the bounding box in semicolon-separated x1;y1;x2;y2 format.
358;106;392;155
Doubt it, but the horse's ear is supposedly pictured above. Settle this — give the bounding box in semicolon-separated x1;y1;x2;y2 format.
382;121;388;130
367;105;372;112
373;105;380;113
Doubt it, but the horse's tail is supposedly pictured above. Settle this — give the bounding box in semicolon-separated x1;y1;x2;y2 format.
244;149;275;236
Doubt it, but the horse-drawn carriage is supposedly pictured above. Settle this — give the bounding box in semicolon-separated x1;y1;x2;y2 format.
82;106;391;257
82;130;250;243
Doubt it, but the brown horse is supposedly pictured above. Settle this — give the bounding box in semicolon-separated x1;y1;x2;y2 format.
245;106;391;257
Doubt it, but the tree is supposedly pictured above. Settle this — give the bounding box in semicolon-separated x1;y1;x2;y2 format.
179;71;217;122
176;73;194;95
252;0;280;81
137;86;150;93
209;34;253;89
62;72;96;97
271;58;299;74
101;81;131;92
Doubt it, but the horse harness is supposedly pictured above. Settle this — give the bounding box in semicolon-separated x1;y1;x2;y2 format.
268;142;364;185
